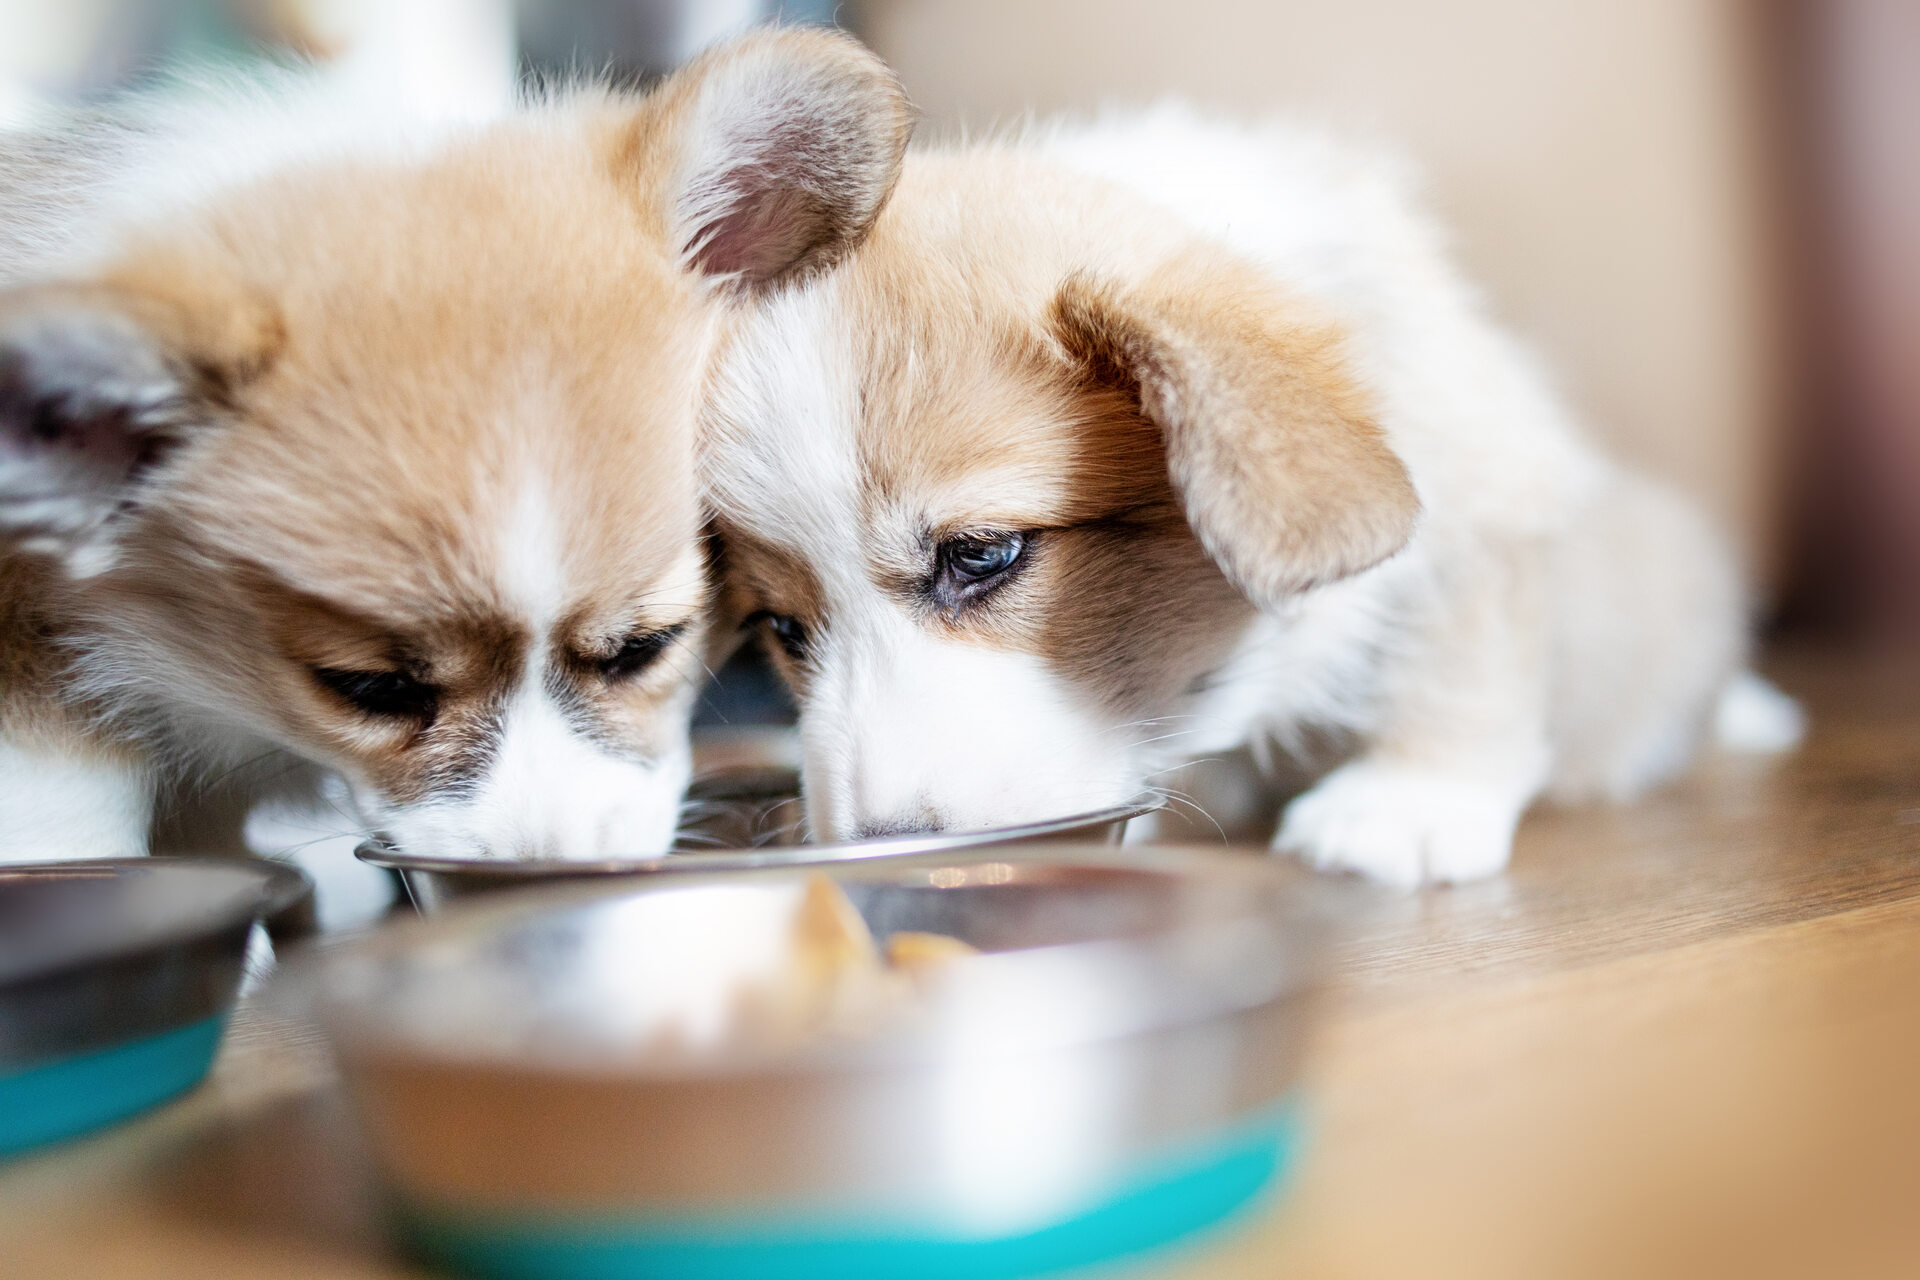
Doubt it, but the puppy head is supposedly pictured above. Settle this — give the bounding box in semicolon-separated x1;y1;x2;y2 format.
705;181;1417;839
1;28;910;859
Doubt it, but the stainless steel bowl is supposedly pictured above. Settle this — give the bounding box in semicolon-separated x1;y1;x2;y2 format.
358;755;1162;913
0;857;311;1156
312;846;1326;1279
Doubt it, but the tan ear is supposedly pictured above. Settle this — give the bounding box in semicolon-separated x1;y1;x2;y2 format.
0;274;281;563
627;27;913;292
1051;258;1419;608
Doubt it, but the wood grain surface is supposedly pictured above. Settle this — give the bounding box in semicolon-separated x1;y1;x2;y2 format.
5;649;1918;1279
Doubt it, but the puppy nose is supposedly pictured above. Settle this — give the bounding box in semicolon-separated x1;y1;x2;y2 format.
855;809;944;841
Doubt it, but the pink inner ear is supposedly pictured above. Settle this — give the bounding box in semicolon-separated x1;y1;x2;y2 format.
661;30;911;289
1;390;169;534
676;79;903;289
686;182;833;282
0;310;194;549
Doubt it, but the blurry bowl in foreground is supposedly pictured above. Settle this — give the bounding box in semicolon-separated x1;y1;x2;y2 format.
0;857;310;1157
312;845;1326;1280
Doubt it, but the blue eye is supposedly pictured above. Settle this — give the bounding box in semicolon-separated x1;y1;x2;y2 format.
753;612;808;663
942;532;1026;585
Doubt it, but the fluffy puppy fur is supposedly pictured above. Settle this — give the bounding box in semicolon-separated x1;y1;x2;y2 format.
702;108;1801;886
0;30;911;866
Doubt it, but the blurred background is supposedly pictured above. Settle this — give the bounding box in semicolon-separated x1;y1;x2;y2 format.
2;0;1916;643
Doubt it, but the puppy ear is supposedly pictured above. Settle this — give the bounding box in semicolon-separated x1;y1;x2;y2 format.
635;26;912;291
1051;259;1419;608
0;281;279;567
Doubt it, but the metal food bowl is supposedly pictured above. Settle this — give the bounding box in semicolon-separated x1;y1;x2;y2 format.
311;846;1327;1280
0;857;311;1157
358;729;1164;913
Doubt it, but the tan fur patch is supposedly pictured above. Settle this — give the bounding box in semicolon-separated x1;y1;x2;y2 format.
714;531;827;692
0;557;111;753
1052;255;1420;607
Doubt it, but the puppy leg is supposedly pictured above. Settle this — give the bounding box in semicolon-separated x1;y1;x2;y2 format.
0;730;152;862
1544;473;1753;801
1275;537;1551;887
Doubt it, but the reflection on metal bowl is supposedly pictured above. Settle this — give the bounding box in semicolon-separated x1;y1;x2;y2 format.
313;846;1328;1280
357;729;1165;913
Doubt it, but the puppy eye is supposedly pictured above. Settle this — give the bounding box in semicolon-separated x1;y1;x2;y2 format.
312;667;437;720
600;624;685;682
940;531;1026;587
753;612;809;664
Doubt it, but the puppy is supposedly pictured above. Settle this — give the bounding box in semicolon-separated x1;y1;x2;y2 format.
702;108;1800;886
0;30;911;867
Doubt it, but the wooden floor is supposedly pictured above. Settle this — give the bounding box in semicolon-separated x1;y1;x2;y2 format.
5;647;1920;1278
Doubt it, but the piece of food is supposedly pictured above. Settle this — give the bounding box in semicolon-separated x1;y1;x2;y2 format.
793;874;883;977
728;876;978;1049
884;930;981;977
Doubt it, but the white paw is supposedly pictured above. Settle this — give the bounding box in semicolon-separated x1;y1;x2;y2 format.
1713;671;1805;755
1274;763;1526;888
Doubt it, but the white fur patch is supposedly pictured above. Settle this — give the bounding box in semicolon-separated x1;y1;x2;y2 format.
1180;561;1417;764
803;618;1133;840
0;738;151;862
369;677;688;862
497;477;567;637
705;279;869;597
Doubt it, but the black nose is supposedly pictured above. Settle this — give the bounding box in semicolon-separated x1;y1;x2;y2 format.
855;812;944;841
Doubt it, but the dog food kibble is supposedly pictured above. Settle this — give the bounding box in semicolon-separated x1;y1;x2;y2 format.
884;930;981;974
726;875;976;1049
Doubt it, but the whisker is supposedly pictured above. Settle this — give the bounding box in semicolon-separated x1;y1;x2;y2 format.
255;829;366;858
1141;754;1225;783
188;749;290;797
1131;728;1203;750
1101;713;1200;738
1145;784;1228;845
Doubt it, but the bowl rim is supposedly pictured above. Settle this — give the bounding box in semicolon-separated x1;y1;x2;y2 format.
0;856;312;989
310;844;1327;1078
352;794;1166;878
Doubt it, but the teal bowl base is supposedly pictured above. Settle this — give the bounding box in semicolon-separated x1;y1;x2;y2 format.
0;1014;227;1158
397;1107;1300;1280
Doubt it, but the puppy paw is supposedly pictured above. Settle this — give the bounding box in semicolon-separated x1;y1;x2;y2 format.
1274;763;1526;888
